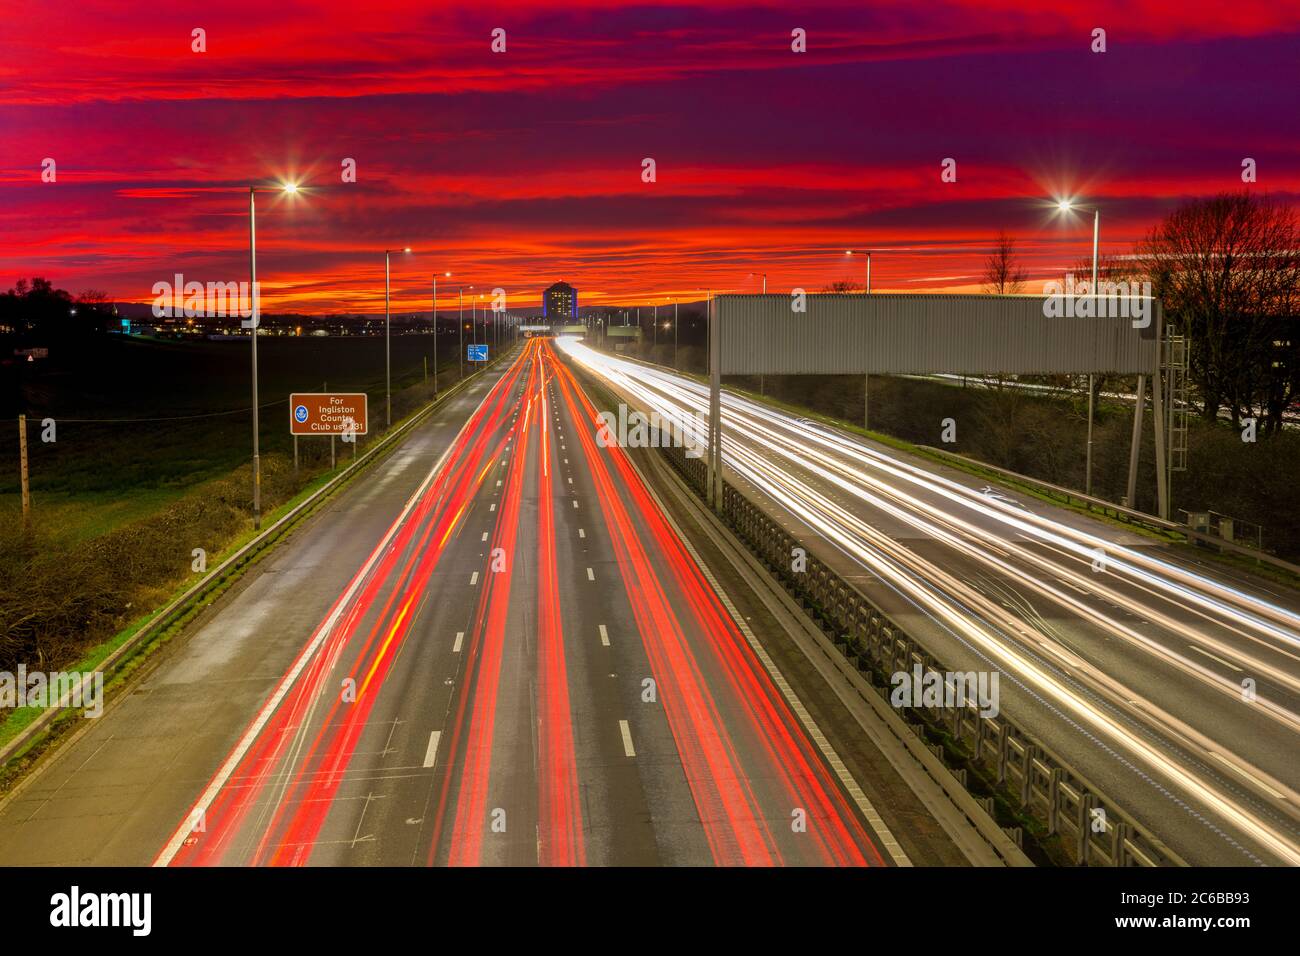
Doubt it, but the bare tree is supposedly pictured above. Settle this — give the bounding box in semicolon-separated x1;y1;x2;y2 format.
821;280;861;294
982;231;1028;294
77;289;110;306
1135;191;1300;434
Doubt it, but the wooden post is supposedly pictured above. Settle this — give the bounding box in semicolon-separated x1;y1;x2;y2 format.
331;434;336;470
293;434;299;478
19;414;31;530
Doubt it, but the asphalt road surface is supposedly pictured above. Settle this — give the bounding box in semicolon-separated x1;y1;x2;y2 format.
561;339;1300;867
0;339;902;867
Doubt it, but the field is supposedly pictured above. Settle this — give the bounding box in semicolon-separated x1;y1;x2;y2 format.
0;331;475;675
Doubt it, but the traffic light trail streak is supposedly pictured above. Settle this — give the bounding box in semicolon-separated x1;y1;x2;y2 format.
155;338;890;866
557;337;1300;866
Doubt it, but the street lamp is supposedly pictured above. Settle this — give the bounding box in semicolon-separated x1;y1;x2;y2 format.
1056;198;1101;495
673;299;679;368
457;286;471;380
1056;199;1100;295
384;246;413;428
245;180;301;529
845;249;871;293
433;270;450;394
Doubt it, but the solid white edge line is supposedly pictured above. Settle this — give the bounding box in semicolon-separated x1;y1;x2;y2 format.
635;449;913;867
151;373;495;866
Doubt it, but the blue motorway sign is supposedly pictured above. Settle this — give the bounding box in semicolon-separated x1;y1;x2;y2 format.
467;344;489;362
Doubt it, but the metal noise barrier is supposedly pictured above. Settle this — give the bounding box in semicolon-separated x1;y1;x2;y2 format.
658;438;1187;867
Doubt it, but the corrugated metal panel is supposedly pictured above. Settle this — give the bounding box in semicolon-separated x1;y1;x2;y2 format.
716;294;1159;375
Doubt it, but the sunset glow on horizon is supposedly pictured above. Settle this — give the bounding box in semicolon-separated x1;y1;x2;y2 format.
3;1;1298;313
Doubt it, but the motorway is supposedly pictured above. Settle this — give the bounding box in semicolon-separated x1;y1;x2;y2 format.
0;339;907;867
560;339;1300;866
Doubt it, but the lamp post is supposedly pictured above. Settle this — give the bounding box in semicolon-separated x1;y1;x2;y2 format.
245;181;300;529
384;246;412;428
845;249;873;424
1057;199;1100;495
458;287;464;380
433;270;450;394
844;250;871;293
674;299;679;368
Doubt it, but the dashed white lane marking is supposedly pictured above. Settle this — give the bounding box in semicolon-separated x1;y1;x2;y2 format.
598;624;610;646
567;477;573;484
1188;644;1243;672
481;532;489;541
1208;751;1285;798
586;567;595;581
497;479;502;487
572;500;579;509
618;720;636;757
470;571;479;585
453;631;465;653
642;472;913;867
490;503;497;512
578;528;586;538
423;731;442;769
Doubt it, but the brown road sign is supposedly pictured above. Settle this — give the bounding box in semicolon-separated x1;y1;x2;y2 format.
290;393;368;436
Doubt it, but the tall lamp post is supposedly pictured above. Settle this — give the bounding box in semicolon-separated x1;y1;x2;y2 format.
1057;199;1100;495
384;246;413;428
673;299;679;368
245;181;300;529
845;249;873;426
845;249;871;293
433;270;450;394
458;286;465;380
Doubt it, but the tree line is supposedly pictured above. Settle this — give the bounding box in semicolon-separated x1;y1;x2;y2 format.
985;192;1300;437
0;277;116;345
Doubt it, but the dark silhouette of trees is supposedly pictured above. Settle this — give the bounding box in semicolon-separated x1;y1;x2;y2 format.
1135;192;1300;435
821;280;861;294
0;277;115;345
982;231;1028;294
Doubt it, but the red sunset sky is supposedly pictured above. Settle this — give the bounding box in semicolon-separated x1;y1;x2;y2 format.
2;0;1298;313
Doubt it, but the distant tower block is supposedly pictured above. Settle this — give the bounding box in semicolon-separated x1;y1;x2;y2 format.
544;281;578;321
